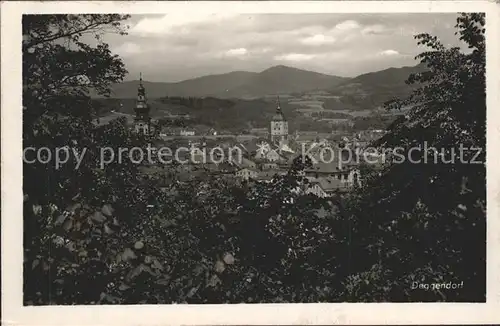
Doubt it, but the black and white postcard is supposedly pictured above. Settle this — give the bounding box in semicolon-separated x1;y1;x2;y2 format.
2;1;500;325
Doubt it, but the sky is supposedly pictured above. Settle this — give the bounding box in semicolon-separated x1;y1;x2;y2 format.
102;13;463;82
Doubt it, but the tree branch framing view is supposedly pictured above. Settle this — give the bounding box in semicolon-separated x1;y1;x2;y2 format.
21;11;486;305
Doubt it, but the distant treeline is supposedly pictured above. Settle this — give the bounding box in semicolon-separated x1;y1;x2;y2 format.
158;96;300;134
310;111;351;119
351;115;396;131
324;86;415;111
93;95;393;134
158;96;235;111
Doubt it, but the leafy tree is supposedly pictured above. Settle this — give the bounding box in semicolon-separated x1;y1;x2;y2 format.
23;14;131;203
22;14;146;304
340;13;486;302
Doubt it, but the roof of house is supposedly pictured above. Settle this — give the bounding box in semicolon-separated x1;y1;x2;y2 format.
243;139;270;154
311;177;343;192
278;142;295;153
233;157;256;169
256;170;283;181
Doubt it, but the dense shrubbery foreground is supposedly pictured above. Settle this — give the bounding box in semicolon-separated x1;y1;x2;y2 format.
23;13;485;304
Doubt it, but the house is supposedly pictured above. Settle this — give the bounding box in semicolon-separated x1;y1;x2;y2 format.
234;157;257;169
305;180;329;198
301;175;349;197
277;142;295;154
180;129;195;136
316;177;345;195
235;168;258;181
265;149;281;162
327;169;360;189
306;163;359;183
303;149;361;191
261;162;279;170
255;170;285;183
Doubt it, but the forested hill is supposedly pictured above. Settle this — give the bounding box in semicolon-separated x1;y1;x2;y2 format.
92;96;301;133
95;63;426;113
97;65;347;99
337;62;427;92
324;63;428;111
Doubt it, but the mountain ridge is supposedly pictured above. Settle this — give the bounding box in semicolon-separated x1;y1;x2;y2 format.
100;65;348;99
323;63;427;110
99;63;425;100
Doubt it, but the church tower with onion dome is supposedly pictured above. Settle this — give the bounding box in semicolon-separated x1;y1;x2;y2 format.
134;73;151;136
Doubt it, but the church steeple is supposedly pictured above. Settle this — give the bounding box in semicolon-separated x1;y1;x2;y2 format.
270;95;288;145
138;72;145;97
276;96;283;115
272;96;285;121
134;72;151;136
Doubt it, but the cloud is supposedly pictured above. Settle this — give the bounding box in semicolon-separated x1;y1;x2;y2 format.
274;53;316;62
130;13;238;36
379;49;400;56
257;47;272;53
224;48;248;57
104;13;462;81
301;34;336;46
361;24;388;35
333;20;360;31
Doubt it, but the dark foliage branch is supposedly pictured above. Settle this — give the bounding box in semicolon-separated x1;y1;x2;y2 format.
341;13;486;302
23;14;130;50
